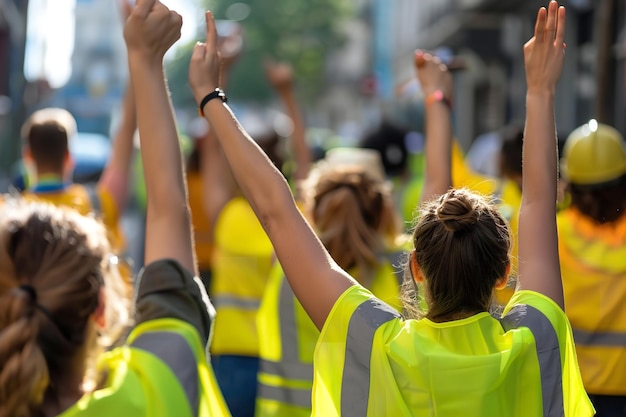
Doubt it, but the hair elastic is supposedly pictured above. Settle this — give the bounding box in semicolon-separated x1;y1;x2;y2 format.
18;284;37;303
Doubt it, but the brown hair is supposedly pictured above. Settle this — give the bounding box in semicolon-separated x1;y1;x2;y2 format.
0;200;130;417
402;189;511;321
306;166;401;284
21;108;76;173
567;175;626;224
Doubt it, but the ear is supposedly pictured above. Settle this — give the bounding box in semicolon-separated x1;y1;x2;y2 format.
63;152;75;179
410;251;424;284
23;147;32;162
494;262;511;290
92;288;106;329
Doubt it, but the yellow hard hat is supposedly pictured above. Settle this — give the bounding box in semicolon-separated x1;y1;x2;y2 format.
561;120;626;185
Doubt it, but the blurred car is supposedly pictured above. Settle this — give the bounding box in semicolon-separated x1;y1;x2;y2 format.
70;131;112;183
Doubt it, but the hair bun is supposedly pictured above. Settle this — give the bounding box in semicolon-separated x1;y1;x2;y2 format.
435;190;478;232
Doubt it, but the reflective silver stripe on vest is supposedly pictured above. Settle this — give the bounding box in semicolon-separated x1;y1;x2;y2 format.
341;298;400;417
257;383;312;409
211;295;260;310
500;305;564;417
131;331;199;414
572;327;626;347
258;277;314;408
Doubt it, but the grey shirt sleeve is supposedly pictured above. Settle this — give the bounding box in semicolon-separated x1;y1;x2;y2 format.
134;259;215;345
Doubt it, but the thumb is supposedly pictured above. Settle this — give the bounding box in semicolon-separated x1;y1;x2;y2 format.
191;41;206;62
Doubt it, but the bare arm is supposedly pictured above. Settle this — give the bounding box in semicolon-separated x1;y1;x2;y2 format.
517;2;566;308
199;34;240;231
97;82;136;212
189;12;354;329
415;51;454;202
265;61;311;183
98;1;137;214
125;0;196;274
200;129;235;229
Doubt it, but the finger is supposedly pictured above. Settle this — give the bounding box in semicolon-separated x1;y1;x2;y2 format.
205;11;218;49
171;10;183;31
415;50;425;68
555;6;566;47
534;7;547;42
192;41;206;62
134;0;156;18
545;1;557;40
119;0;132;19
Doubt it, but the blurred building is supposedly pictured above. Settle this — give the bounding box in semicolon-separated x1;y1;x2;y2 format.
0;0;29;175
385;0;626;147
51;0;127;135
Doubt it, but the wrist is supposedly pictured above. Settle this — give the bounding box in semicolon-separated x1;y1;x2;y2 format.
526;89;555;99
424;89;452;109
127;49;164;66
197;88;228;117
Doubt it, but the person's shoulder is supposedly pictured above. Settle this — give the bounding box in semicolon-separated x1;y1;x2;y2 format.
136;259;194;292
501;290;569;338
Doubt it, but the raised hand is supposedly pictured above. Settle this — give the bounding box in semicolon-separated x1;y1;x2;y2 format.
189;11;222;104
123;0;182;62
517;1;566;308
265;60;294;93
414;50;453;102
524;1;566;95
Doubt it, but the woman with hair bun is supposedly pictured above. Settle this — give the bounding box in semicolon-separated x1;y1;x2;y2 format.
256;152;406;417
190;2;592;415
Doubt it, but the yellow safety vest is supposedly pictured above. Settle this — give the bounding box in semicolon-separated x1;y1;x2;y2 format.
256;252;404;417
558;207;626;395
60;318;231;416
255;252;403;417
210;197;275;356
312;287;593;417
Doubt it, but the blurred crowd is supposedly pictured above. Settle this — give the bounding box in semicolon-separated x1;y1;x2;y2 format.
0;1;625;417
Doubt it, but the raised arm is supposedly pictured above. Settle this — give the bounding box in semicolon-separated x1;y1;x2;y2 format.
124;0;196;274
189;12;354;329
265;60;311;183
200;129;236;229
517;1;565;307
97;82;136;213
414;50;454;202
200;35;239;230
98;0;137;213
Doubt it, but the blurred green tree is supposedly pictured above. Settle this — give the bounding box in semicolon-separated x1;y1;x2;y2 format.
166;0;353;109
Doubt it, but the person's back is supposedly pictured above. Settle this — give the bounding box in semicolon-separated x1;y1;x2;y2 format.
256;161;405;417
557;120;626;413
189;2;594;415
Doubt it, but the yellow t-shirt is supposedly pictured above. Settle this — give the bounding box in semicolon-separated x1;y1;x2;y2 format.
187;171;214;271
22;184;124;253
